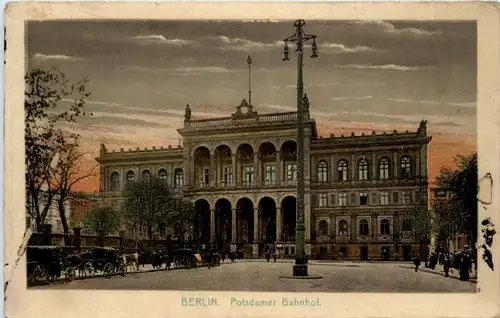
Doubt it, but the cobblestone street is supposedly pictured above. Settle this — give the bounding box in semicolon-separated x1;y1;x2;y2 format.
35;260;476;292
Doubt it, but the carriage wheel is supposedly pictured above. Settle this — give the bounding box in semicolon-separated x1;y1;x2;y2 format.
32;265;48;284
103;263;114;279
83;262;95;278
64;267;76;282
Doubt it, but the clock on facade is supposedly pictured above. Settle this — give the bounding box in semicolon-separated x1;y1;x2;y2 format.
240;105;249;114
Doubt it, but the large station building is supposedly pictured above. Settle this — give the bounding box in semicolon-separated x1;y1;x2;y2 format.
96;98;432;261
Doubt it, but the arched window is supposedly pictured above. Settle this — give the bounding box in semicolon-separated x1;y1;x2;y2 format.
400;156;411;179
380;219;391;235
174;169;184;188
158;169;168;183
318;220;328;236
337;160;348;181
358;158;369;181
126;171;136;183
142;170;151;183
379;157;390;180
402;219;412;232
359;219;369;235
317;160;328;182
338;219;349;235
110;172;120;191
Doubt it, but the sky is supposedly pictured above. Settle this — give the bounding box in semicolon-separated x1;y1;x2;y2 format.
26;20;477;192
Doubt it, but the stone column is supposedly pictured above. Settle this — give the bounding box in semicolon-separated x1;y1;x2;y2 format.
330;154;335;181
351;154;356;181
210;209;215;241
210;156;216;186
253;153;259;185
393;152;398;179
372;153;377;179
232;155;237;186
310;155;316;182
232;208;237;242
189;156;195;186
217;159;223;187
415;150;421;177
275;152;281;185
253;208;259;258
276;207;282;241
420;145;428;177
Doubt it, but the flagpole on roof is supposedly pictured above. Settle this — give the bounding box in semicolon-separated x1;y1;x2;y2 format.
247;54;252;105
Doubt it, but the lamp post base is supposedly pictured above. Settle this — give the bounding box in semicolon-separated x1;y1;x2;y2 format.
293;264;308;276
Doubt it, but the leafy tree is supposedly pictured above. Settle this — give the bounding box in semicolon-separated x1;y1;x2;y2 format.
83;204;120;237
121;177;172;240
435;152;478;242
165;199;197;244
52;144;98;234
25;66;91;229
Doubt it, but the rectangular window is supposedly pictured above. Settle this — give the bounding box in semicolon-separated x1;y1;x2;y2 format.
350;193;357;205
244;166;255;185
359;192;368;206
379;192;389;206
339;193;348;207
330;194;336;206
402;191;412;205
393;192;399;204
265;165;276;185
223;167;232;186
319;193;328;207
286;163;297;181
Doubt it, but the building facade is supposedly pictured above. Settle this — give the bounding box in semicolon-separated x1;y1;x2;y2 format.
96;99;432;260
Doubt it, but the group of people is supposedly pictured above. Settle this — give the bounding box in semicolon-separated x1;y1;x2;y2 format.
413;250;476;281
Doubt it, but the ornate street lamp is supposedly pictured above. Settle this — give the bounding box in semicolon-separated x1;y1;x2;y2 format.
282;19;318;276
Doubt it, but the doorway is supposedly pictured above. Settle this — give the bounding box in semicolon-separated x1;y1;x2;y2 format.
360;246;368;261
403;245;412;261
381;246;390;261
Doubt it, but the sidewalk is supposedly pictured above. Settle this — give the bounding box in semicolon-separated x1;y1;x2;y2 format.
399;264;478;284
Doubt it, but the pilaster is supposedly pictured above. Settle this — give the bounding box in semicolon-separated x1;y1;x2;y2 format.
276;152;281;185
232;155;237;186
253;153;259;184
231;208;237;242
210;156;216;186
253;208;259;243
210;209;215;240
276;207;282;241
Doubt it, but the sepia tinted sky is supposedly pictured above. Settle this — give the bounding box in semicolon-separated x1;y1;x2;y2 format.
26;20;477;191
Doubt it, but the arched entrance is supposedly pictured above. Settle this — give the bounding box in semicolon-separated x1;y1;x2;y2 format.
236;198;254;245
194;199;211;245
258;197;276;243
194;146;211;187
281;196;296;242
215;145;232;187
214;199;232;251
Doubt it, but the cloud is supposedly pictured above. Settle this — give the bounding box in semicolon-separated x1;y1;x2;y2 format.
385;98;477;109
321;42;380;53
130;35;198;46
213;36;378;54
32;53;83;62
330;96;373;101
335;64;421;71
350;21;442;36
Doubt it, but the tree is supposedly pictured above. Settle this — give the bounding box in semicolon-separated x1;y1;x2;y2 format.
52;144;98;234
83;205;120;245
25;66;91;230
435;152;478;242
165;199;197;244
121;177;172;240
405;198;434;259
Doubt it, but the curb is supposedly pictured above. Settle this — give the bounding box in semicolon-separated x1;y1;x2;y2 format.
399;265;478;284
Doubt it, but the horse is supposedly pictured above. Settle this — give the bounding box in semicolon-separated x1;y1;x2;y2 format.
121;252;139;273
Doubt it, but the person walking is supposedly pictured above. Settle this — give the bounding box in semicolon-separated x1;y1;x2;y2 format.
413;257;421;272
443;255;451;278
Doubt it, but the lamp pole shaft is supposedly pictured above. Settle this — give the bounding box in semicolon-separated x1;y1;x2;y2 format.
294;22;307;276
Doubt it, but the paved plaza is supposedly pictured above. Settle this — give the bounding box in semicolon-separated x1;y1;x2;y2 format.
35;260;476;292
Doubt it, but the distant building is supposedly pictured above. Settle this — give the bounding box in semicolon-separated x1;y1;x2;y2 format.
96;100;432;260
26;189;71;234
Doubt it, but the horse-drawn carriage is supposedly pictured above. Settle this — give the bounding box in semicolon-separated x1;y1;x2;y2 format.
27;246;76;284
64;247;126;279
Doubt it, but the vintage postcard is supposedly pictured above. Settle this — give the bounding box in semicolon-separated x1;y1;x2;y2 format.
4;2;500;317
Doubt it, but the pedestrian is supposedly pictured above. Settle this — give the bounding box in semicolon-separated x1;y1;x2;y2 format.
413;257;421;272
443;256;451;278
459;253;471;281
